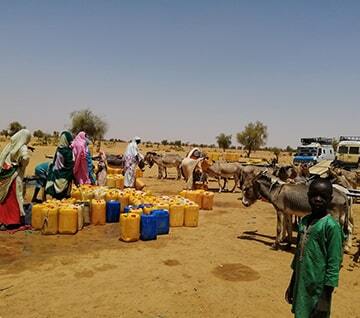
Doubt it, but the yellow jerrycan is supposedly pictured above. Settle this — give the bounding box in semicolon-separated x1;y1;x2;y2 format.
186;191;203;207
202;192;214;210
169;204;185;227
120;213;140;242
91;199;106;225
105;189;119;202
135;178;145;190
155;202;170;211
71;187;83;201
129;208;143;217
184;204;199;227
118;192;129;212
115;175;124;190
31;204;44;230
41;206;59;235
106;175;117;188
59;206;78;234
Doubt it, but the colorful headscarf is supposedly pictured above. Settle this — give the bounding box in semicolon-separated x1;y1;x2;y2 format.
0;129;31;170
45;131;74;199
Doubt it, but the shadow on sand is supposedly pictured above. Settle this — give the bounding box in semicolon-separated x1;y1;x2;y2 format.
237;230;296;254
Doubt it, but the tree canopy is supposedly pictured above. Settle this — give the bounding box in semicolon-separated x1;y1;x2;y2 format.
70;109;108;142
8;121;26;136
33;129;45;138
237;121;268;157
216;133;232;151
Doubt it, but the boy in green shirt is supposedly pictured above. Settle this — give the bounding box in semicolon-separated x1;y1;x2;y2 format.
285;178;343;318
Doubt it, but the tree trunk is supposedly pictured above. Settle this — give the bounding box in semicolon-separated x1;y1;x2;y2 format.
247;148;251;158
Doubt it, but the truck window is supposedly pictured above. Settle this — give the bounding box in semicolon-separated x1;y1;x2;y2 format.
349;147;359;154
338;146;348;154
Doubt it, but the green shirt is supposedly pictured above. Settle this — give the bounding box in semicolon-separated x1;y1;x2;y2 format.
291;214;344;318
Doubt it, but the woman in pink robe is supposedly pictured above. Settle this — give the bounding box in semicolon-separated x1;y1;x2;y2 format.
71;132;91;185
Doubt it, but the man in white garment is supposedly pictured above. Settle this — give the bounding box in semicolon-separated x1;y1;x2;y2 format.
123;136;143;187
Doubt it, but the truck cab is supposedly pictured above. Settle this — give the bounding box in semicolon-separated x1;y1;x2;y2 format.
335;136;360;169
293;137;335;166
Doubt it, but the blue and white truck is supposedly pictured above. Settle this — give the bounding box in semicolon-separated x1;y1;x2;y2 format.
293;137;335;165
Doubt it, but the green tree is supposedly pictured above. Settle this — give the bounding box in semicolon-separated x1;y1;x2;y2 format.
161;140;168;146
237;121;268;157
174;140;182;147
70;109;108;142
33;129;45;138
0;129;9;137
216;133;232;151
286;145;295;153
272;147;281;163
8;121;25;136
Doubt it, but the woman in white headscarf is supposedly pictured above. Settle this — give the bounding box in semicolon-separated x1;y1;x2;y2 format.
123;136;142;187
0;129;31;229
180;147;205;189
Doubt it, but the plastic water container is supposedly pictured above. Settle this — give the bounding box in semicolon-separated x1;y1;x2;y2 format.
152;210;170;235
155;202;170;211
113;168;122;175
124;205;134;213
82;190;94;201
32;204;44;230
106;175;117;188
93;188;107;200
118;193;129;212
130;208;143;217
71;187;83;200
179;190;188;198
41;206;58;235
136;168;143;178
202;192;214;210
120;213;140;242
82;201;91;225
106;200;120;223
142;204;155;215
114;175;124;190
140;214;157;240
105;189;118;202
186;191;203;207
91;199;106;225
75;204;84;230
169;204;185;227
135;178;145;190
59;206;78;234
184;204;199;227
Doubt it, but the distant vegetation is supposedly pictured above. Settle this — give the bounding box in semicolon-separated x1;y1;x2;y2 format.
0;121;26;137
216;133;232;151
237;121;268;157
70;109;108;142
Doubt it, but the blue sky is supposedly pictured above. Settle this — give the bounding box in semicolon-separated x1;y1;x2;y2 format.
1;1;359;147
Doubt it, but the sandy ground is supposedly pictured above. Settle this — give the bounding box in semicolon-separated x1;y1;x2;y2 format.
0;142;359;318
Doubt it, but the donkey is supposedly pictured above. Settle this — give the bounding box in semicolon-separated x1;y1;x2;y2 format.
200;159;243;192
144;152;182;179
241;173;353;253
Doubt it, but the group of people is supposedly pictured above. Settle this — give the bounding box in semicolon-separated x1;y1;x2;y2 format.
0;131;346;317
0;129;144;230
